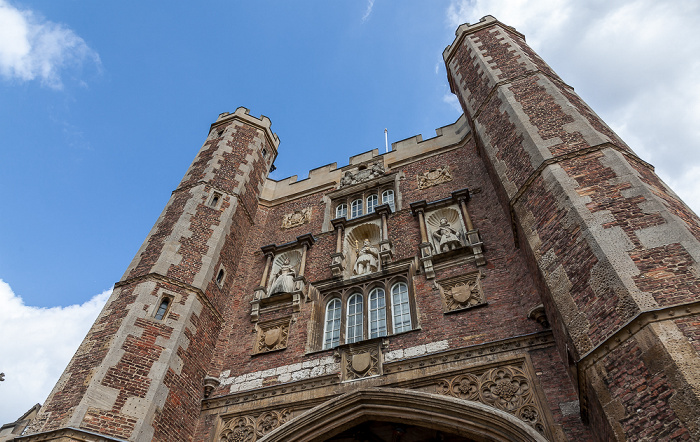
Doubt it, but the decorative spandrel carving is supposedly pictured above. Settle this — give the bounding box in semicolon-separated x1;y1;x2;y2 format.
254;317;291;354
219;409;291;442
339;162;385;188
437;272;485;313
341;342;381;381
434;364;546;437
417;166;452;189
281;207;311;229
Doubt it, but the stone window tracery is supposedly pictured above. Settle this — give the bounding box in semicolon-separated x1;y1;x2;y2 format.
316;275;415;350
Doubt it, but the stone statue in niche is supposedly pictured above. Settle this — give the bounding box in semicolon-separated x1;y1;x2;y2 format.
269;257;296;295
432;218;462;252
339;162;385;188
354;239;379;275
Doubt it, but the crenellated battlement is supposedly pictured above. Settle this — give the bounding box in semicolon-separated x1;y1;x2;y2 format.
211;106;280;154
442;15;524;64
259;114;470;204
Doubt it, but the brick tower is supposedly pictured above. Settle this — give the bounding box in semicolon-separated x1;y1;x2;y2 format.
13;16;700;442
443;16;700;440
23;108;278;441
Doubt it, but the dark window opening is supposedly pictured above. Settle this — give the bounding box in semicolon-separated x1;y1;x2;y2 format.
155;298;170;320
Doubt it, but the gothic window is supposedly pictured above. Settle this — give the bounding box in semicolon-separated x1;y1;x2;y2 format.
317;276;414;349
382;189;395;212
369;287;387;338
323;298;342;349
336;203;347;219
366;194;378;214
154;296;171;321
346;294;364;343
350;199;363;219
391;282;411;333
209;191;222;208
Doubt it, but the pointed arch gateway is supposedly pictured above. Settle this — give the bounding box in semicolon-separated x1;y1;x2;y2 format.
258;388;548;442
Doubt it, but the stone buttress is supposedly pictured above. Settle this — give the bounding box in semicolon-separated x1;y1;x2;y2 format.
23;108;278;441
444;16;700;440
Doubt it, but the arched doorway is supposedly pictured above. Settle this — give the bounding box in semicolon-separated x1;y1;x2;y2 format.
258;388;548;442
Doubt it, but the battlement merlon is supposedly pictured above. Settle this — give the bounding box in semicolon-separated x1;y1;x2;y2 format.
442;15;524;71
211;106;281;158
259;114;470;204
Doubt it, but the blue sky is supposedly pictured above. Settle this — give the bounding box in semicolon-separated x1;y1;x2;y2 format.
1;0;699;425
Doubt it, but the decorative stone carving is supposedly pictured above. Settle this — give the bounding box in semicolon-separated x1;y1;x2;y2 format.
339;162;384;188
281;207;311;229
203;376;220;398
432;218;462;252
330;252;345;277
255;317;291;354
219;409;291;442
426;208;465;255
353;239;379;275
417;166;452;189
341;343;381;381
269;256;296;295
435;365;546;436
437;272;485;313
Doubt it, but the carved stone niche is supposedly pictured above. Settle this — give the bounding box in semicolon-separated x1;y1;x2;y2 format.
345;222;382;279
437;271;486;313
251;234;314;322
254;316;291;355
426;207;467;255
339;340;383;381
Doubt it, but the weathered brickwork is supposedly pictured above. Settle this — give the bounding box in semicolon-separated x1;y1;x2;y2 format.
444;16;700;440
600;339;691;440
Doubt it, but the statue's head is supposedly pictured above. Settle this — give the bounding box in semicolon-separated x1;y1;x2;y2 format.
440;217;449;226
281;256;290;265
363;239;371;246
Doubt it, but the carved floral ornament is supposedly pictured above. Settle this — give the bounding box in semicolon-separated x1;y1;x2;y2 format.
436;365;547;437
219;409;291;442
281;207;311;229
417;166;452;190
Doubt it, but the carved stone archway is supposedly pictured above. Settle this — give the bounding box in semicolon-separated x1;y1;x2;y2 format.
258;388;549;442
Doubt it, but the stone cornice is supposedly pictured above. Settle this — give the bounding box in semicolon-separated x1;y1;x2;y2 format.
115;272;223;323
16;427;128;442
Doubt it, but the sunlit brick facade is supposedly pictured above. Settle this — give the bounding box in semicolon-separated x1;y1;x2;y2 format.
17;16;700;442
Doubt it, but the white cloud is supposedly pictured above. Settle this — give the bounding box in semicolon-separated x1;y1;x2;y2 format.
445;0;700;214
0;0;100;89
0;279;110;425
362;0;375;22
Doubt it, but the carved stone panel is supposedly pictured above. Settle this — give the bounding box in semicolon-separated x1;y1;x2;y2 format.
437;271;485;313
219;409;292;442
341;342;382;381
254;317;291;354
417;166;452;190
281;207;311;229
434;364;547;437
339;162;385;188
